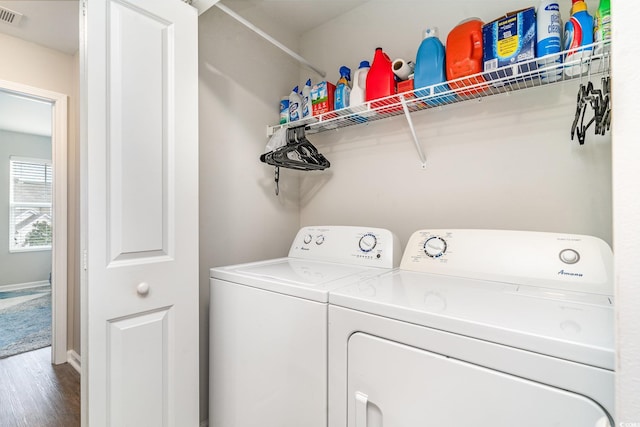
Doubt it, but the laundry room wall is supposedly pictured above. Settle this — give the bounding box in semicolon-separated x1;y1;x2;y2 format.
612;4;640;421
297;1;612;249
198;0;615;423
198;7;301;421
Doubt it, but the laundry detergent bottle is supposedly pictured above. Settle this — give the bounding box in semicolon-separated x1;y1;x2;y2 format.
564;0;594;76
536;0;563;81
366;47;396;105
594;0;611;54
414;27;455;106
349;60;370;108
445;19;486;96
334;66;351;110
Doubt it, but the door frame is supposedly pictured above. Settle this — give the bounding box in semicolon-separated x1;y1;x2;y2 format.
0;78;68;365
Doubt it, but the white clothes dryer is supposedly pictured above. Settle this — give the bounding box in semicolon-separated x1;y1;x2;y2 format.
209;226;400;427
328;229;614;427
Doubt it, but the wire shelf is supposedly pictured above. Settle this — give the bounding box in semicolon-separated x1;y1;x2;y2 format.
267;40;611;137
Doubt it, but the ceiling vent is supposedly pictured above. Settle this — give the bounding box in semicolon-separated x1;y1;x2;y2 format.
0;6;24;26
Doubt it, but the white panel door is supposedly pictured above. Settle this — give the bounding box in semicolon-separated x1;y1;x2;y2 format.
348;333;611;427
81;0;199;425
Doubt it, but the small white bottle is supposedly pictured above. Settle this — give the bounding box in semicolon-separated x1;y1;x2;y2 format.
288;86;302;122
301;79;313;118
349;60;370;108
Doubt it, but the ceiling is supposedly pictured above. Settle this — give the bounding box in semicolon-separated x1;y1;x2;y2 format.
0;0;367;137
215;0;369;36
0;0;368;55
0;1;79;55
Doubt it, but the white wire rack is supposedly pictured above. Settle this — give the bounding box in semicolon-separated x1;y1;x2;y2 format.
267;40;611;167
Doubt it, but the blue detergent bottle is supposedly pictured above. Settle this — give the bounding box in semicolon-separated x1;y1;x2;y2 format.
413;27;456;106
334;66;351;110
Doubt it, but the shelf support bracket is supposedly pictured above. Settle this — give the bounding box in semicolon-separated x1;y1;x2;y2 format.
400;97;427;169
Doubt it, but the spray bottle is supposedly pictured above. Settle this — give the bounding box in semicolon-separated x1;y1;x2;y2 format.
334;66;351;110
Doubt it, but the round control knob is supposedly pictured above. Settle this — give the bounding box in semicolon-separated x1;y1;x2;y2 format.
424;236;447;258
303;234;312;244
559;249;580;264
315;235;325;245
137;282;150;296
359;233;377;253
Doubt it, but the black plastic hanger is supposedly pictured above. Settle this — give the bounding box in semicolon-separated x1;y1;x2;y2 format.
260;126;330;171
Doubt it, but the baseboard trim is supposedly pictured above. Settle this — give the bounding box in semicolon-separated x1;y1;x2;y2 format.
67;349;81;374
0;281;50;292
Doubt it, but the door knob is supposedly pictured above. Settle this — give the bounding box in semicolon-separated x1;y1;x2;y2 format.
137;282;150;296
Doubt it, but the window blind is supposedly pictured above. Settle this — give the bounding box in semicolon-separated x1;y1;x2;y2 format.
9;158;53;251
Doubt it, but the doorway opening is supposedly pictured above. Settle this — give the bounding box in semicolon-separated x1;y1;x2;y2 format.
0;80;68;365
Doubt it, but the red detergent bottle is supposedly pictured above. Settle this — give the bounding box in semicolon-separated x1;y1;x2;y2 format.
366;47;397;110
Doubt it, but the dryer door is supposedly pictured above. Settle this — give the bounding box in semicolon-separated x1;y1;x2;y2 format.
347;333;610;427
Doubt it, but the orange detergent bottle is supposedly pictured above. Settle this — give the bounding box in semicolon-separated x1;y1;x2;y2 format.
446;18;487;96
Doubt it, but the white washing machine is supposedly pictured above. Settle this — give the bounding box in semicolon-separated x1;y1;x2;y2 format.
328;229;614;427
209;225;401;427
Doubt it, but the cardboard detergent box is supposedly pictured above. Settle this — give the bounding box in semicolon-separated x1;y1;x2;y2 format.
311;81;335;116
482;7;537;85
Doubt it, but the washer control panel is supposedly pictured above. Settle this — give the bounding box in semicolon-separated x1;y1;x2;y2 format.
401;229;613;295
289;226;401;268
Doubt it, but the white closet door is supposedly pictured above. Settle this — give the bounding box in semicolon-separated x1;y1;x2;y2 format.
348;333;610;427
82;0;199;425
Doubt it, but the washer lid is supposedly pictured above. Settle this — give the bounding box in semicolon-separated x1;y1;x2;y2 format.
329;270;614;370
211;258;385;302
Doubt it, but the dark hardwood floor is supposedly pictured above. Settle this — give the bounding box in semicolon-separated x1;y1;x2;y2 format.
0;347;80;427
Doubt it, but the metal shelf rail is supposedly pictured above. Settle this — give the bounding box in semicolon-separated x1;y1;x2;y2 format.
267;40;611;168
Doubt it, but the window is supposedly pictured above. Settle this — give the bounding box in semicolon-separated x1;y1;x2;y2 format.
9;157;53;252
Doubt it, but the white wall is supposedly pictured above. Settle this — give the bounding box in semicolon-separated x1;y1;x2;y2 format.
298;0;612;249
0;33;79;352
612;1;640;423
198;8;301;421
0;130;52;287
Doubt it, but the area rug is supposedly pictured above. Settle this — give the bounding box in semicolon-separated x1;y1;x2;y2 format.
0;286;51;358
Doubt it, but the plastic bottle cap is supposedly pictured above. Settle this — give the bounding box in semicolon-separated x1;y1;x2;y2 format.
359;60;370;69
424;27;439;39
305;79;311;86
292;86;299;93
572;0;587;12
457;17;482;25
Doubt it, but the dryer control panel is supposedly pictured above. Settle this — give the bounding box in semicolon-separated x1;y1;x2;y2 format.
401;229;613;295
289;226;401;268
